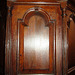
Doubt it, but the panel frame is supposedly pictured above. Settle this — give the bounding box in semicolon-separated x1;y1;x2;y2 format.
17;7;56;74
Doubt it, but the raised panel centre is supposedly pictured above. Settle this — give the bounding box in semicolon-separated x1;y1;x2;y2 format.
24;15;49;69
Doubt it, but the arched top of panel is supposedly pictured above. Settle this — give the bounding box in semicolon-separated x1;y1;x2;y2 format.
22;7;51;27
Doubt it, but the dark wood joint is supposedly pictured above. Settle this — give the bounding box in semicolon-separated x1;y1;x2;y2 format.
68;66;75;74
63;8;67;17
67;13;75;29
7;6;14;17
34;7;39;12
18;19;29;27
7;1;15;17
45;20;56;27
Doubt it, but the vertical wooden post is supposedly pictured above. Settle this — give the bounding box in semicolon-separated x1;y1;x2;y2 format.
61;2;68;75
5;5;12;75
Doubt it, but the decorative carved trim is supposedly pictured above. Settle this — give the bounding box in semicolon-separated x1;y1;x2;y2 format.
23;7;51;21
63;8;67;17
68;66;75;74
46;20;56;27
17;7;52;27
7;7;12;16
7;1;14;7
13;2;60;5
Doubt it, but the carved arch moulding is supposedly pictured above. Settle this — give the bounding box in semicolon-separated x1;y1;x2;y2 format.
17;7;55;27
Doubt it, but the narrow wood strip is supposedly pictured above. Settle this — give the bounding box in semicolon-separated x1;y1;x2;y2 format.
13;2;60;5
68;66;75;74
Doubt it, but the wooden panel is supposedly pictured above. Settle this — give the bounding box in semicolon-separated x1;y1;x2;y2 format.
5;1;63;75
18;11;55;74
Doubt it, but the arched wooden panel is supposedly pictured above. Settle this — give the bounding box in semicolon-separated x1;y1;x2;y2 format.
17;7;55;74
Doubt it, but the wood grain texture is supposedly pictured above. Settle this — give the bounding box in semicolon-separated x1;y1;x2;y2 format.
5;1;62;75
56;6;62;75
24;15;49;69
